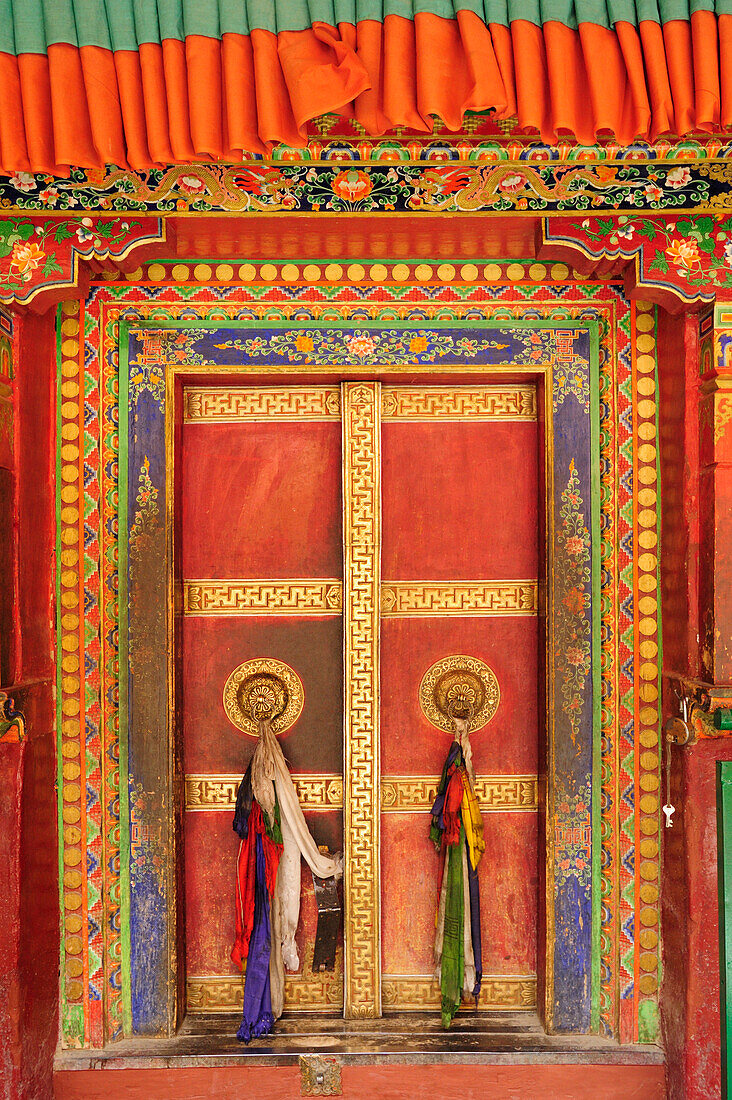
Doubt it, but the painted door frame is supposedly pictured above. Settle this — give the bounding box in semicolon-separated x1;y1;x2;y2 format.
116;317;602;1035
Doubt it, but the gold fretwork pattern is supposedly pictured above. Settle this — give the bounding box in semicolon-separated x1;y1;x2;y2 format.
185;773;538;812
381;775;538;813
342;381;381;1019
183;385;341;421
188;949;343;1012
381;385;536;420
183;579;342;615
382;975;537;1010
381;580;538;617
185;774;344;811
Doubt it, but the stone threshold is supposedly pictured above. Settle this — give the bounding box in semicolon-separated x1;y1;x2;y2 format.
55;1012;665;1069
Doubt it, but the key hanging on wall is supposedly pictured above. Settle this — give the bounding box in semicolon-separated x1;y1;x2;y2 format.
662;695;691;828
662;733;675;829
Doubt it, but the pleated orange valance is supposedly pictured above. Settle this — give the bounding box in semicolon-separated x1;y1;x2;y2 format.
0;0;730;174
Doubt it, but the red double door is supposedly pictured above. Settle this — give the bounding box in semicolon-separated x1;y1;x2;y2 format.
180;381;539;1015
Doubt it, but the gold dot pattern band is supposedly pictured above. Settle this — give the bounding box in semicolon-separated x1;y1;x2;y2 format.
633;301;661;1003
58;298;87;1015
111;260;580;288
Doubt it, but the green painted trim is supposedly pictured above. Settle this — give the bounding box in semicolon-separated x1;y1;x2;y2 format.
638;999;660;1043
588;319;603;1032
719;761;732;1099
118;319;132;1038
128;318;590;331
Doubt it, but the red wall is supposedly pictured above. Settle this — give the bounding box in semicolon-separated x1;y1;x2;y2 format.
0;310;58;1100
665;739;731;1100
53;1063;666;1100
658;308;732;1100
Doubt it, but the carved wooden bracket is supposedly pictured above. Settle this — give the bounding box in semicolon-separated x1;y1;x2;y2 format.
541;214;732;313
0;216;166;311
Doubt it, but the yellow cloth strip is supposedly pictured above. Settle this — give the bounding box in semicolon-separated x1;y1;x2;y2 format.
460;768;485;871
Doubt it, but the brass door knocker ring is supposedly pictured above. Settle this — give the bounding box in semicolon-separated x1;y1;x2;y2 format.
419;654;500;734
223;657;304;737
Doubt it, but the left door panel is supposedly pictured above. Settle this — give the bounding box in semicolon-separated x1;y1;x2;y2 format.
179;386;344;1013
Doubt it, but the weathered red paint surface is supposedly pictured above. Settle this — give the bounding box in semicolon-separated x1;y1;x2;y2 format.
16;682;58;1100
382;419;539;581
181;615;344;773
0;310;58;1100
53;1063;666;1100
179;413;344;1002
180;420;343;580
663;739;732;1100
656;310;700;680
381;616;539;777
0;740;24;1098
658;306;732;1099
381;810;538;977
658;307;696;1100
15;312;57;679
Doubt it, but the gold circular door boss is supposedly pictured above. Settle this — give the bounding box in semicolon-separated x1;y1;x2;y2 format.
223;658;304;737
419;655;500;734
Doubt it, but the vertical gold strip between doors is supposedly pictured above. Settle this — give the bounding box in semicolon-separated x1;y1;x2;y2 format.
342;381;382;1018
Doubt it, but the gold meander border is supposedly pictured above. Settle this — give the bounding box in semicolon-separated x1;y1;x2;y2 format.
187;948;343;1013
342;381;381;1018
381;581;538;617
382;775;538;812
184;385;341;421
382;975;537;1011
185;774;538;812
183;580;343;615
186;774;344;811
186;972;536;1012
382;384;536;420
182;579;538;616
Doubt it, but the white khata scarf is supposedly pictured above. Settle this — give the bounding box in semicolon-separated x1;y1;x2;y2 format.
251;718;342;1018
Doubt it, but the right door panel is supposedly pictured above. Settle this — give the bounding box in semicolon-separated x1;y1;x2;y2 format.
380;385;540;1012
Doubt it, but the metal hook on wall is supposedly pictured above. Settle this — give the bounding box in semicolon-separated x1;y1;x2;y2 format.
665;683;693;747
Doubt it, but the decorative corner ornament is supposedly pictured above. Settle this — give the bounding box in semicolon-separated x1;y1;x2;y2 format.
300;1055;342;1096
419;654;500;734
222;657;304;737
0;216;165;309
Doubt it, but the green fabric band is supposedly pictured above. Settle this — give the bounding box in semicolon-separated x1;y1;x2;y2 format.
0;0;728;55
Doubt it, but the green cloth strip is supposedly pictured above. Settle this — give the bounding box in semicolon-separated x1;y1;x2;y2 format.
440;826;464;1029
0;0;728;55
